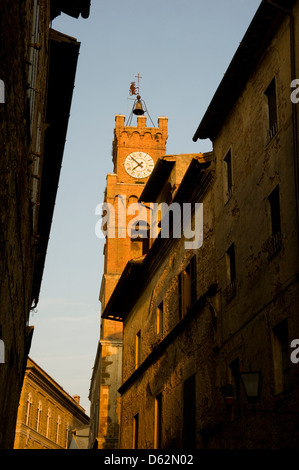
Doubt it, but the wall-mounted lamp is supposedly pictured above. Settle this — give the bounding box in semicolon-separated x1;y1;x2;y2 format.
240;370;263;405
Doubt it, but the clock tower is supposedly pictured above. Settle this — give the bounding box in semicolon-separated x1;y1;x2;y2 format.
93;112;168;449
112;113;167;181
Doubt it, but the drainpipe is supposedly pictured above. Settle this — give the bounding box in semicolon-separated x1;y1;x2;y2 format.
264;0;299;241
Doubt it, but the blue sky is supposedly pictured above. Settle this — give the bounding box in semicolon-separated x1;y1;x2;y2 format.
29;0;261;415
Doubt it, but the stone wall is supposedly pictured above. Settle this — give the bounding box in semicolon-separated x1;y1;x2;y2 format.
118;2;299;449
0;0;51;449
119;158;216;448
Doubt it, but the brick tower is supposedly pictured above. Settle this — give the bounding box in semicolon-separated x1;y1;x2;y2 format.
95;112;168;449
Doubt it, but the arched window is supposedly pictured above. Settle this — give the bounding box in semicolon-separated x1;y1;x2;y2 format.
56;415;61;444
25;393;32;426
46;408;51;439
65;423;70;448
36;400;42;432
128;195;138;203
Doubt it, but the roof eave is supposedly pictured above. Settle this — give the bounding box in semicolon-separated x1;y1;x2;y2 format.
193;0;294;142
31;30;80;308
50;0;91;20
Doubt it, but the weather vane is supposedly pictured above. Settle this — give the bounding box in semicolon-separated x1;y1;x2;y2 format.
127;74;155;127
129;73;142;96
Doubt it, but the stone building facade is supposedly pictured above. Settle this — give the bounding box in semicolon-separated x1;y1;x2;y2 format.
14;358;89;449
0;0;90;449
191;0;299;447
101;0;299;449
102;153;215;449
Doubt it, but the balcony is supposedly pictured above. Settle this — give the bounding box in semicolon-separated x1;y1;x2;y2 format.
223;279;236;303
268;121;278;141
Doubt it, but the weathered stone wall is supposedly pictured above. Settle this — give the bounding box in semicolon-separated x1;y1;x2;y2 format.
0;0;51;449
119;158;216;448
118;2;299;449
205;4;299;448
213;9;299;338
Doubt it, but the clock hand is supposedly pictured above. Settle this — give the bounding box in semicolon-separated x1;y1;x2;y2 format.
133;162;143;170
130;156;140;165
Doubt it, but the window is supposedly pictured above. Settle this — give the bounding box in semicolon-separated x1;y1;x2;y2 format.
265;78;278;139
0;79;4;103
56;415;61;444
66;423;70;449
46;408;51;439
182;375;196;449
133;413;139;449
224;149;233;199
226;243;236;283
269;185;281;236
25;393;32;427
0;328;4;363
36;400;42;432
263;186;282;258
229;358;241;420
157;302;163;335
135;330;141;369
224;243;236;301
154;393;162;449
272;319;291;395
178;255;197;319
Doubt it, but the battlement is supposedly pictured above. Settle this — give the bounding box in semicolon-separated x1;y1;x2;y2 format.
115;114;168;136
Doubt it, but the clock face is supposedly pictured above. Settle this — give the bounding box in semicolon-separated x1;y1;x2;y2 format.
124;152;155;179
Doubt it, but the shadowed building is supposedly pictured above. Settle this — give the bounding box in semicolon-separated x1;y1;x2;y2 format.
101;153;216;449
100;0;299;449
0;0;90;449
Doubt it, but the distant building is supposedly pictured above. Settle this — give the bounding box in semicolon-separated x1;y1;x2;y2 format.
69;426;90;449
100;0;299;449
14;358;89;449
0;0;90;449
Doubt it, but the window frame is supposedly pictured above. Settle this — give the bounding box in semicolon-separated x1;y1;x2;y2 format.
226;243;236;284
265;77;278;140
36;400;42;433
224;243;236;302
133;413;139;449
46;408;51;439
272;319;291;395
25;393;33;427
157;302;163;335
224;149;233;200
268;185;281;236
154;393;162;449
135;330;141;369
178;255;197;319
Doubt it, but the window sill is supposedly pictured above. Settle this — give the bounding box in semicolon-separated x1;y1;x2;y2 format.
223;280;236;303
224;190;233;207
266;124;279;146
